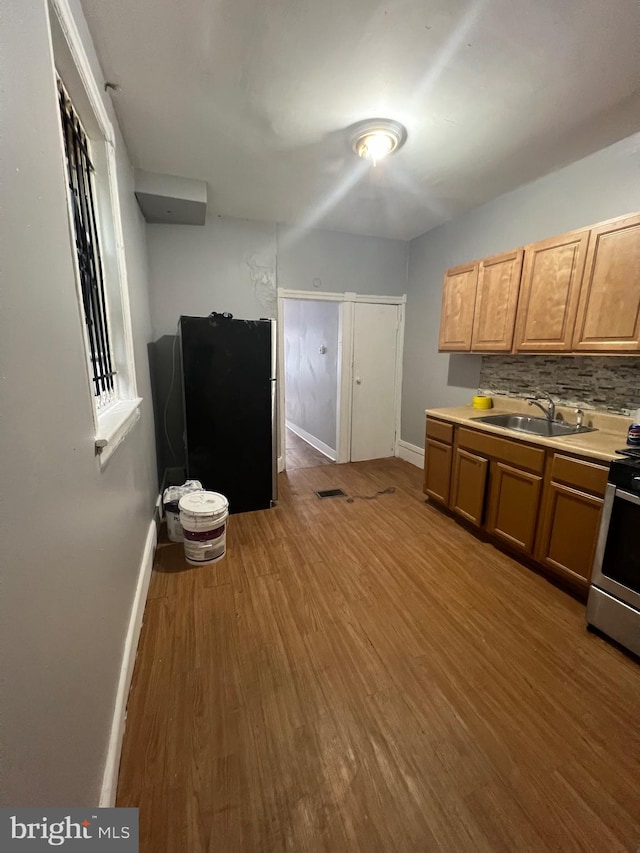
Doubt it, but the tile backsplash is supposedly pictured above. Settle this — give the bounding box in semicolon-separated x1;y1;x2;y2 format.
478;355;640;415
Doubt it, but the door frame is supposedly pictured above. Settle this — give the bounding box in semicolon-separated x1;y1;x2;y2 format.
277;288;406;470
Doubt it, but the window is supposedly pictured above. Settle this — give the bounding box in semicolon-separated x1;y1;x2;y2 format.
58;80;116;410
50;0;141;466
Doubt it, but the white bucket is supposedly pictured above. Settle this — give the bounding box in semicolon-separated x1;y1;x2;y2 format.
165;507;183;542
179;491;229;565
163;480;203;543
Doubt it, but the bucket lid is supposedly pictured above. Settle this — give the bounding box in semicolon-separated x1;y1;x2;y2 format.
179;490;228;516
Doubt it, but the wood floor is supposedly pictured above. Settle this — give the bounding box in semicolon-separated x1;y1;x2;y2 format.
286;428;334;470
117;458;640;852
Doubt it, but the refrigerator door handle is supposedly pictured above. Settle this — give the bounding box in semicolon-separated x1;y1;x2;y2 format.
269;318;278;504
270;377;278;503
270;318;277;381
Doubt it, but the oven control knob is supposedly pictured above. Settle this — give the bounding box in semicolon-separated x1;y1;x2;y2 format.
633;476;640;489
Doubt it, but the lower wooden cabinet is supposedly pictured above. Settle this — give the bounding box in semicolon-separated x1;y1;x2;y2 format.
423;416;609;596
423;439;452;505
451;448;488;526
536;482;604;586
486;462;542;554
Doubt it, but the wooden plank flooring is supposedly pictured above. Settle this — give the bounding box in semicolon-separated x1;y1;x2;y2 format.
286;428;334;470
117;459;640;852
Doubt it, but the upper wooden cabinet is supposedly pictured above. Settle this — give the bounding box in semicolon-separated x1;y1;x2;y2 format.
572;212;640;352
437;210;640;355
514;229;589;352
438;262;478;351
470;249;524;352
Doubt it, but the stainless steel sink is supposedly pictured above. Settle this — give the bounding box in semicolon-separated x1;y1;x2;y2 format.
470;413;596;437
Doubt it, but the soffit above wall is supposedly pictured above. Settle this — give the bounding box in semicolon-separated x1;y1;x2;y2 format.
134;170;207;225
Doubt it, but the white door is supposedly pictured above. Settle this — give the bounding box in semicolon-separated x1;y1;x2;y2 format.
350;302;400;462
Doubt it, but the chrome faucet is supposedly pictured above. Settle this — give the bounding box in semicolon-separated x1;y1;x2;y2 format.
526;391;556;423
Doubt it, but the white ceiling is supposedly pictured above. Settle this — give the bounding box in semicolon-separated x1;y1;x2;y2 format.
81;0;640;240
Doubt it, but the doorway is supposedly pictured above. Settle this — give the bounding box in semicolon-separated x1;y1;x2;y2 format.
278;291;405;470
282;297;340;470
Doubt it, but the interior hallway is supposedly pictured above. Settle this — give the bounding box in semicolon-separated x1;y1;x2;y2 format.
285;427;335;470
117;459;640;852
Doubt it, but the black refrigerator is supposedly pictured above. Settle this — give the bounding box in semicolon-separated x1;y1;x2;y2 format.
179;315;277;514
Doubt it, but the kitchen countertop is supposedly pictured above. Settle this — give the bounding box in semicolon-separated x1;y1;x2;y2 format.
425;396;633;463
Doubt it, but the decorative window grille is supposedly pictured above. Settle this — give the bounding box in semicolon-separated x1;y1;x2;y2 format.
58;79;116;408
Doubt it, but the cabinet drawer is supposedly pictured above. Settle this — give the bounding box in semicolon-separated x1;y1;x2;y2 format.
550;454;608;496
426;418;454;445
457;427;545;473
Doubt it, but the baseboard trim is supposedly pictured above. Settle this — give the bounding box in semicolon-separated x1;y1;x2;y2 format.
286;421;337;461
396;439;424;469
99;514;158;806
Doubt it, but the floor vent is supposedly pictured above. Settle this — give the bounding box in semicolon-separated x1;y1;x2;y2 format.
315;488;346;499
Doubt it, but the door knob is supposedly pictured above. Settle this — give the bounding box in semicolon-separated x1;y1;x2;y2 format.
355;377;362;385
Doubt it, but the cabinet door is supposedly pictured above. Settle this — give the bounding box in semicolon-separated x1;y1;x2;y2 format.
514;230;589;352
438;262;478;351
451;448;488;526
486;462;542;554
536;482;603;587
471;249;524;351
572;212;640;352
423;439;452;505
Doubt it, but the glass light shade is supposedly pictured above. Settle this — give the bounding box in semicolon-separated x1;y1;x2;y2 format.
350;119;407;166
358;132;395;164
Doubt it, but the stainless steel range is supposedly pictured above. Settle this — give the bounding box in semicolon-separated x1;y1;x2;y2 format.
587;450;640;656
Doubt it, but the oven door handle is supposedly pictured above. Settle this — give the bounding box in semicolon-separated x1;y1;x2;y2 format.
616;489;640;506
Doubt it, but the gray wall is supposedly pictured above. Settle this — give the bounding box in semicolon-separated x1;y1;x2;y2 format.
277;225;408;296
147;217;409;340
0;0;157;806
147;216;278;339
283;300;340;452
146;216;279;482
402;131;640;448
147;217;409;479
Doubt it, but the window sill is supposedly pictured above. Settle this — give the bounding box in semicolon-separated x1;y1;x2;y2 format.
95;398;142;467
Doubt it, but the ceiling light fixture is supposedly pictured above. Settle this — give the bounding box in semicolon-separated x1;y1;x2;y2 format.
351;118;407;166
